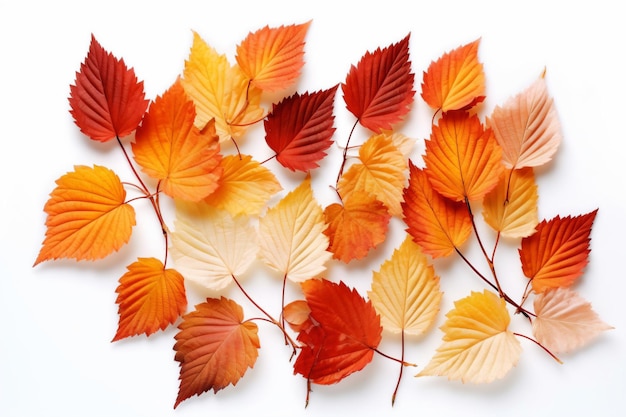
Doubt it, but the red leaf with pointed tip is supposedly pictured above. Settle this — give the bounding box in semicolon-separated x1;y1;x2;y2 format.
69;35;148;142
342;34;414;132
264;86;338;171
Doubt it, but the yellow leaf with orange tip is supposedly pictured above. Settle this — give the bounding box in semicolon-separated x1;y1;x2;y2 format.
483;168;538;238
236;21;311;92
34;165;136;265
369;236;442;335
182;32;264;143
205;154;282;216
324;190;391;263
424;111;503;202
418;290;521;383
113;258;187;341
258;176;331;282
421;39;485;112
132;80;222;202
337;133;406;216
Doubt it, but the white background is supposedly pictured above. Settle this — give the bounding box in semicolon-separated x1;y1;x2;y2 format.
1;1;625;416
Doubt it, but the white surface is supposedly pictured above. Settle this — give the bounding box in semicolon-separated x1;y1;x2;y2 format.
1;1;624;416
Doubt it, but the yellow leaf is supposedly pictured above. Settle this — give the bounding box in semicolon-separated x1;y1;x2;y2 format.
170;203;257;291
182;32;264;143
205;154;282;216
482;168;538;238
258;176;331;282
418;290;521;383
368;236;442;335
34;165;136;265
337;133;406;216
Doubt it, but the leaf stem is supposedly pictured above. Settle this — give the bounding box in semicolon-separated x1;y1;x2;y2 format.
514;332;563;364
336;119;359;186
391;331;406;406
373;347;416;367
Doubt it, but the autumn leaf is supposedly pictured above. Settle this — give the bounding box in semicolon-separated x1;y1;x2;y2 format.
174;297;260;408
342;34;414;132
204;154;282;216
113;258;187;341
170;203;257;291
34;165;136;265
324;190;390;263
418;290;521;383
264;86;338;171
369;236;442;335
132;80;222;201
520;210;598;293
424;111;503;202
487;74;562;169
482;168;539;238
258;176;331;282
337;133;406;216
236;21;311;92
69;35;148;142
283;299;311;333
182;32;264;142
293;279;382;386
402;162;472;258
533;287;612;354
421;39;485;112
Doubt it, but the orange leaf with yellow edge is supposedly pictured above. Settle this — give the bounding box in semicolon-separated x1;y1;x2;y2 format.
236;21;311;92
170;203;258;291
369;236;442;335
113;257;187;341
34;165;136;265
402;162;472;258
418;289;521;383
424;111;503;202
421;39;485;112
182;32;264;142
258;176;331;282
482;168;538;238
532;287;612;354
487;75;562;169
337;133;406;216
174;297;259;408
204;154;281;216
324;190;390;263
132;80;222;202
520;210;598;293
69;35;148;142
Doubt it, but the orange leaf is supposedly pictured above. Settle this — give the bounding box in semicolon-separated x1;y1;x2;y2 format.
402;162;472;258
264;86;338;171
236;21;311;92
424;111;503;202
324;190;391;263
293;279;382;386
421;39;485;112
520;210;598;293
487;75;562;169
283;300;311;333
113;258;187;341
342;34;414;132
418;290;521;383
337;133;406;216
204;154;282;216
69;35;148;142
174;297;259;408
34;165;136;265
132;80;222;201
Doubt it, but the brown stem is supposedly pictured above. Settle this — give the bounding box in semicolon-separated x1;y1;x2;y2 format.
336;120;359;186
514;332;563;364
391;331;406;406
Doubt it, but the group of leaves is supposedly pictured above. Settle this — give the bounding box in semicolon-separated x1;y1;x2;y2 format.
34;21;611;409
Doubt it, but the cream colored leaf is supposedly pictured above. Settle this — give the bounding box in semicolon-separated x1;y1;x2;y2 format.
368;236;442;335
170;203;257;291
258;176;331;282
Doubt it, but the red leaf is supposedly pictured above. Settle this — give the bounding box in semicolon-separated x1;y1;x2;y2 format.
69;35;148;142
264;86;338;171
342;34;414;132
293;279;382;388
520;210;598;293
